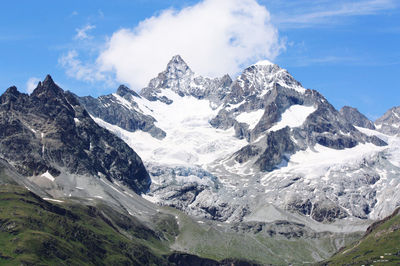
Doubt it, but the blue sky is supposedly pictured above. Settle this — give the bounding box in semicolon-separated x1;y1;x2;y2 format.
0;0;399;119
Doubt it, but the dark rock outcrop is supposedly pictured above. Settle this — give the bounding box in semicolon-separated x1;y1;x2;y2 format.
80;85;166;139
0;75;150;194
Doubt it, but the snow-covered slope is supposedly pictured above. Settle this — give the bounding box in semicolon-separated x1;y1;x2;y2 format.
82;55;400;232
92;89;247;166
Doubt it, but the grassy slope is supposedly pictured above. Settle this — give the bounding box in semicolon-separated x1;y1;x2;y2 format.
0;184;174;266
323;208;400;265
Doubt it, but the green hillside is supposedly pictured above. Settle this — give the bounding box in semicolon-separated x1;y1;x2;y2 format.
323;208;400;265
0;184;175;265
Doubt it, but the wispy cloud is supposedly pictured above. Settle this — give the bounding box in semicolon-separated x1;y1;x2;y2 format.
26;77;40;93
74;24;96;40
58;50;114;87
270;0;397;28
290;55;361;67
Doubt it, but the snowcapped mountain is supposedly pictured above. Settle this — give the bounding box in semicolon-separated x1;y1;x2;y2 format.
141;55;233;105
80;55;400;232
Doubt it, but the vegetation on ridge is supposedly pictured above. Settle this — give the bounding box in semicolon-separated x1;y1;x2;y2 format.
0;184;173;265
322;207;400;265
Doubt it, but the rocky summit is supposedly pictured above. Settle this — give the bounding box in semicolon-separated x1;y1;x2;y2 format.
339;106;376;130
375;106;400;136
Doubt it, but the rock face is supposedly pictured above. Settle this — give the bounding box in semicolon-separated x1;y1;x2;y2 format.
375;106;400;136
80;85;166;139
0;75;150;194
339;106;375;129
83;55;400;228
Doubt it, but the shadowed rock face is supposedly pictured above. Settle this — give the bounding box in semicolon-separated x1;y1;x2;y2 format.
339;106;375;130
80;85;166;139
0;75;150;194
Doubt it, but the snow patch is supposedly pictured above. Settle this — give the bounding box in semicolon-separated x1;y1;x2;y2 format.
262;143;387;182
236;109;264;130
113;93;133;109
269;105;316;132
253;60;274;67
43;198;64;203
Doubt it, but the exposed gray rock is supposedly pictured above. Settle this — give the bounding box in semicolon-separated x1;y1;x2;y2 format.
375;106;400;136
339;106;375;129
80;85;166;139
311;200;348;223
0;75;150;194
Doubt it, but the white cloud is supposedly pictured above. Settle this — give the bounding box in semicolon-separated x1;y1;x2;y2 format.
26;77;41;93
59;50;115;87
95;0;284;89
74;24;96;40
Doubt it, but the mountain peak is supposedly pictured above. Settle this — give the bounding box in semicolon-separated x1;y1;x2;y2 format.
165;55;193;78
31;75;64;98
43;74;55;85
375;105;400;135
253;59;274;67
169;54;186;64
116;85;140;98
4;86;20;96
0;86;21;105
340;106;375;130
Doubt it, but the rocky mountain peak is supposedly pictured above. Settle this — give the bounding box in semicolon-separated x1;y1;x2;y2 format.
375;106;400;135
232;60;303;97
43;74;54;85
141;55;232;103
4;86;19;95
339;106;375;129
116;85;140;98
165;54;193;79
0;86;22;106
31;75;64;99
